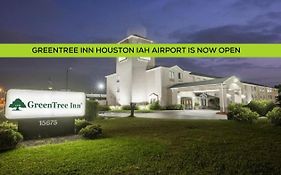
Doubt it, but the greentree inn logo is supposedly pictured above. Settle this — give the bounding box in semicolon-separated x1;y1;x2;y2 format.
9;98;82;111
9;98;26;111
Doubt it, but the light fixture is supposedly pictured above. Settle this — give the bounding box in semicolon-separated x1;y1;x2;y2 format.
97;82;105;90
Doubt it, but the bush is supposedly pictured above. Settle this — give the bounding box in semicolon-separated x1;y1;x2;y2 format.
227;103;259;122
246;100;275;116
0;129;23;151
266;107;281;126
227;103;244;120
149;101;161;110
85;100;99;121
166;104;183;110
79;125;102;139
121;105;139;110
75;119;92;134
98;105;110;111
0;121;17;131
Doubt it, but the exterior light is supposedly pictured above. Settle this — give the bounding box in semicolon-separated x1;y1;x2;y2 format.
97;82;105;91
226;93;231;98
241;94;246;99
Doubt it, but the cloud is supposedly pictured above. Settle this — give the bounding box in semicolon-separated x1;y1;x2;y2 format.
170;25;281;43
232;0;281;8
170;11;281;43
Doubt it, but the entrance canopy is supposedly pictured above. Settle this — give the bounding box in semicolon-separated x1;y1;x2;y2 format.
169;76;242;112
171;77;230;89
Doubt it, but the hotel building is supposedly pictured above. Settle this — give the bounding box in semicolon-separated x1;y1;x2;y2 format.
106;35;278;112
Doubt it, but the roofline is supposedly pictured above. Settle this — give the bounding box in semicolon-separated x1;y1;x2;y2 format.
117;34;153;44
241;82;276;88
190;72;222;79
170;77;231;89
146;66;163;72
170;83;221;89
105;73;116;78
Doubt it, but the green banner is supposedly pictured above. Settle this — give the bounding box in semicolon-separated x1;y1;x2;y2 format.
0;44;281;57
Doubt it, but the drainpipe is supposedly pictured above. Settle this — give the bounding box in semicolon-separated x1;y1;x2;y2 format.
221;83;225;112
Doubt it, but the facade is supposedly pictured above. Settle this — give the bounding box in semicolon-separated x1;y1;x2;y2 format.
106;35;278;112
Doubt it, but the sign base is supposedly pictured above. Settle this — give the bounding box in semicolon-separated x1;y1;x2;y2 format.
18;118;75;140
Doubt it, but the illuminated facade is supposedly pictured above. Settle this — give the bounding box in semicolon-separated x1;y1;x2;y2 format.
106;35;278;112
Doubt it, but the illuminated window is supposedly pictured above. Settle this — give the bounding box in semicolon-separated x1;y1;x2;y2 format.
138;57;151;61
169;71;175;79
118;57;127;62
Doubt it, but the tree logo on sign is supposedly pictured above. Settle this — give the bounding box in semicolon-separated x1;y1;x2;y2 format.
9;98;26;111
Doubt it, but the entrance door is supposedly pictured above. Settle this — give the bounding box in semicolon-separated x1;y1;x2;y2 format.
180;97;193;109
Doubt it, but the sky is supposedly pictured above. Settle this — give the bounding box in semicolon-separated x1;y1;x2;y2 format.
0;0;281;92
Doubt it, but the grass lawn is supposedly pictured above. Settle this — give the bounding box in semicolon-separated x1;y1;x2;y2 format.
1;118;281;175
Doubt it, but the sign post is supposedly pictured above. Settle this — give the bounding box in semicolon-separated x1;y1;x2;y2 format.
5;89;86;139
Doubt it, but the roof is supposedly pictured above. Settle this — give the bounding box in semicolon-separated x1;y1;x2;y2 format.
190;72;222;78
241;81;271;88
118;34;153;43
170;77;230;88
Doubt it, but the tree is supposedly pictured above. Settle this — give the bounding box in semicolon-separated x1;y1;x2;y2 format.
277;94;281;107
274;84;281;93
9;98;26;111
274;84;281;107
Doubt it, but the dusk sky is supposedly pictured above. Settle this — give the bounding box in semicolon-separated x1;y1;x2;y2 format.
1;0;281;92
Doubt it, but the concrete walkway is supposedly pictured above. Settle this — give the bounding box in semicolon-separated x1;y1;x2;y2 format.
100;110;227;120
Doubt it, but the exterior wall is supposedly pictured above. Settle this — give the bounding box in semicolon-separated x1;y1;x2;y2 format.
145;68;162;104
116;58;133;105
108;35;155;105
241;83;278;104
131;59;152;103
106;74;117;105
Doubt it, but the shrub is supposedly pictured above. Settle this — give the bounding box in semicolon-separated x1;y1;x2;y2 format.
246;100;275;116
227;103;244;120
266;107;281;126
98;105;110;111
79;125;102;139
0;129;23;151
85;100;99;121
121;105;139;110
149;101;161;110
227;103;259;122
166;104;183;110
75;119;92;134
0;121;17;131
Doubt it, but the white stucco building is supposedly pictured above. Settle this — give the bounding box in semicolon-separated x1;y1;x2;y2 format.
106;35;278;112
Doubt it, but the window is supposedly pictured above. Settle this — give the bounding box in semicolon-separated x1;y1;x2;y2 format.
169;71;175;79
118;57;127;62
117;75;120;83
138;57;151;61
178;73;182;79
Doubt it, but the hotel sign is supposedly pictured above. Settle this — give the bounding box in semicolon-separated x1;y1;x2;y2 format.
5;89;86;119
